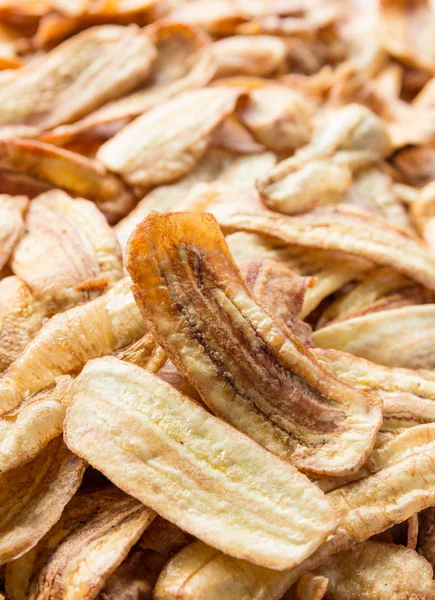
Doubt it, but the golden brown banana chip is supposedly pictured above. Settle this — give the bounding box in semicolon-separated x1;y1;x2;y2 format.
0;377;71;473
0;138;135;223
315;349;435;430
226;231;371;317
97;87;243;188
64;356;337;570
0;194;27;271
314;305;435;369
155;428;435;600
11;190;123;310
96;546;154;600
0;277;47;372
316;541;435;599
213;206;435;292
0;278;157;414
5;487;156;600
127;212;381;475
0;436;85;566
394;146;435;188
283;573;328;600
212;35;285;78
379;0;435;73
0;24;156;137
44;21;216;145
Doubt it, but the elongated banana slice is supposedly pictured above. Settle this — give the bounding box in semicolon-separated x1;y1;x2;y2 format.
64;356;337;570
0;437;85;566
314;349;435;430
154;431;435;600
0;194;27;271
314;305;435;369
5;487;155;600
126;212;381;476
317;541;435;599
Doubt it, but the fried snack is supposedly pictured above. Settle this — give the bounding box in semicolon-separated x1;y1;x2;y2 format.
314;305;435;369
213;206;435;292
283;573;328;600
419;507;435;566
0;24;156;137
0;377;70;473
97;87;243;188
0;277;164;414
44;21;216;144
0;437;85;566
0;139;135;223
64;356;337;569
155;437;435;600
0;194;27;270
0;277;47;372
127;212;381;475
212;35;285;78
11;190;123;309
379;0;435;73
97;546;154;600
5;487;156;600
317;541;435;599
226;231;371;318
315;349;435;430
317;268;433;327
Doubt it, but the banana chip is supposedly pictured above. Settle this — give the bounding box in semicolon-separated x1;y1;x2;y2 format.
0;436;85;566
127;212;381;475
317;541;435;599
64;356;337;570
97;87;243;188
314;305;435;369
0;24;156;137
0;194;27;271
5;487;156;600
212;35;285;78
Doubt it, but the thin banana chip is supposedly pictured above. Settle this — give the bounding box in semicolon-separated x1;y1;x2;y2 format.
127;212;381;475
0;436;85;566
314;305;435;369
283;573;328;600
97;87;243;187
317;541;435;599
5;487;156;600
0;24;156;137
0;194;27;271
419;507;435;566
0;138;135;223
212;35;285;78
64;356;337;570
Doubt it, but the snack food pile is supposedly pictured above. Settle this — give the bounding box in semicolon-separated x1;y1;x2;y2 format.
1;1;435;598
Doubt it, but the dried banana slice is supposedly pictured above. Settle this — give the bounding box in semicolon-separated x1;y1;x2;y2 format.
0;24;156;137
97;87;243;188
127;212;381;475
5;487;156;600
64;356;337;570
0;194;27;271
314;305;435;369
212;35;285;78
0;437;85;566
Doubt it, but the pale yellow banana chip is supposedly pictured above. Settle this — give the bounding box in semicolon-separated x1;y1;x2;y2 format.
5;487;156;600
314;305;435;369
127;212;381;476
283;573;328;600
64;356;337;570
0;24;156;137
0;436;85;566
0;194;27;271
212;35;285;78
97;87;243;188
317;541;435;599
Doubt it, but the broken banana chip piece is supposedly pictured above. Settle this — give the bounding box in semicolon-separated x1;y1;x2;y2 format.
0;436;85;566
64;356;337;570
316;541;435;599
215;206;435;292
155;437;435;600
314;349;435;431
212;35;286;78
0;194;27;271
5;486;156;600
97;87;243;188
126;212;381;475
0;24;156;137
0;277;161;414
314;305;435;369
